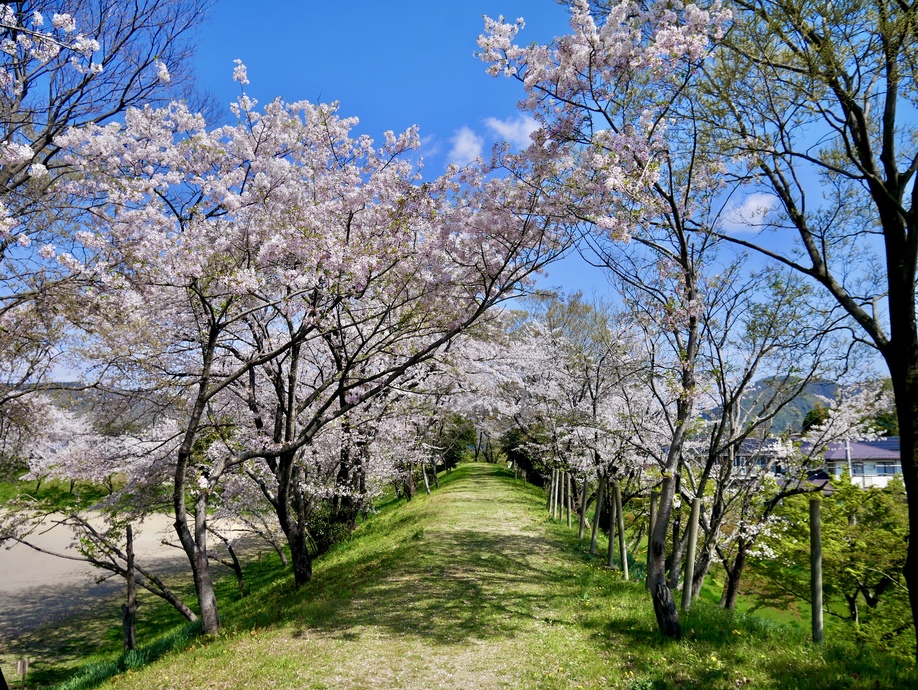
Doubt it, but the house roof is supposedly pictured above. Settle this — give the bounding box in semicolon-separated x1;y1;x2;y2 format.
822;437;900;461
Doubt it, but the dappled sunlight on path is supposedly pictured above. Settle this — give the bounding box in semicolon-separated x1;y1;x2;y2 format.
114;463;625;690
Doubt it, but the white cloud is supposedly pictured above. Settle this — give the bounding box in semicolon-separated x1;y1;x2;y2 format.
722;192;780;232
483;115;539;150
448;126;483;166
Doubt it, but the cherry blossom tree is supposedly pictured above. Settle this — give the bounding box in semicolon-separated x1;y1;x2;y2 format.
0;405;198;622
479;0;732;638
661;267;843;603
53;71;569;631
0;0;209;453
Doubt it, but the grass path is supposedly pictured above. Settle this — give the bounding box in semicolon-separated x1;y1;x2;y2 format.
98;464;630;689
81;463;918;690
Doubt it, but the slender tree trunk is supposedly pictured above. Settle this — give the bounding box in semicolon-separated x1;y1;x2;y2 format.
590;477;605;555
566;472;573;528
421;461;431;495
691;547;711;599
174;497;220;634
287;526;313;586
614;483;629;580
646;490;658;592
845;594;859;625
431;460;440;488
272;537;288;566
667;514;685;590
578;476;588;540
121;525;137;652
273;453;314;586
209;528;246;595
607;488;617;569
810;499;824;645
691;501;726;600
628;522;646;560
173;455;220;634
405;465;416;500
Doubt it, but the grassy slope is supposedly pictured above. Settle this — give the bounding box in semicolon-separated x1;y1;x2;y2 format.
50;464;918;689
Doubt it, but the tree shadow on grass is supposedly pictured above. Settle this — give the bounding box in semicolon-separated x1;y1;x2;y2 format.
226;464;588;647
280;528;582;645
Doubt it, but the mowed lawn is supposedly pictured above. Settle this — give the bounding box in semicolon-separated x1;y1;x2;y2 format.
87;464;917;690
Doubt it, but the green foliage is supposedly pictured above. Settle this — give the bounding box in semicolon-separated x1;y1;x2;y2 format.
432;413;476;471
801;403;829;433
752;476;911;658
304;502;356;556
499;424;551;485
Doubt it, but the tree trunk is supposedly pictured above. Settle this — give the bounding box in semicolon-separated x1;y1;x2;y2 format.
607;488;617;568
271;452;315;587
648;475;681;639
566;472;573;528
845;593;859;625
646;490;658;592
667;517;685;590
578;476;588;540
209;527;246;595
173;472;220;635
121;525;137;652
421;460;431;494
888;357;918;660
405;465;416;500
652;579;680;639
722;540;748;611
590;477;605;555
180;529;220;633
615;483;629;580
288;526;313;586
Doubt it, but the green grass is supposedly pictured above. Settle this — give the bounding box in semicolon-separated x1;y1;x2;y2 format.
0;476;112;511
14;463;918;689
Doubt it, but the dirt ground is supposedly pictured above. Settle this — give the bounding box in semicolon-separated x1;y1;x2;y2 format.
0;513;189;644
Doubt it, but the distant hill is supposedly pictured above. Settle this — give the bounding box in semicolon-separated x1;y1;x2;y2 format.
750;378;836;434
702;378;837;435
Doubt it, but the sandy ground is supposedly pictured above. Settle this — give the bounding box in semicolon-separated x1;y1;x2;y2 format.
0;513;191;643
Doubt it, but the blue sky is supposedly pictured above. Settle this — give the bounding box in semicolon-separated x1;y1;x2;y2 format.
191;0;610;297
194;1;567;167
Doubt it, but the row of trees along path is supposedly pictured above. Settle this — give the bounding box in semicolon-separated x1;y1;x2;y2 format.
100;463;651;689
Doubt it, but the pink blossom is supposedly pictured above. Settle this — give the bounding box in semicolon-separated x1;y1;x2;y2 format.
232;58;249;85
157;61;171;83
51;13;76;33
